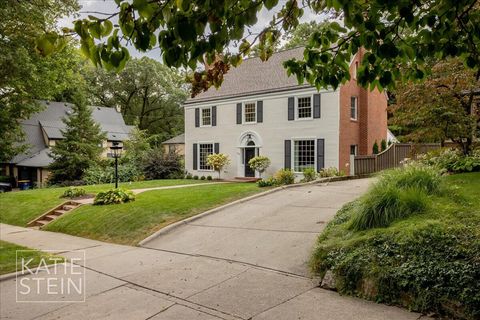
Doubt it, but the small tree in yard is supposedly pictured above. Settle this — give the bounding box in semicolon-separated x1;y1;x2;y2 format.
248;156;271;178
207;153;230;179
381;139;387;152
48;94;105;184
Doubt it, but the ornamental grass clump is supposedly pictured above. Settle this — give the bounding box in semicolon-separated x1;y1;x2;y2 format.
349;165;442;231
93;188;135;205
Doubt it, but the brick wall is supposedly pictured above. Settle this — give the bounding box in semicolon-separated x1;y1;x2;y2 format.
339;49;388;174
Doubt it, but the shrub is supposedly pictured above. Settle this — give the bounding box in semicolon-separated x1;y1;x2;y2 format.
372;141;379;154
319;167;345;178
257;177;277;187
248;156;271;178
193;175;199;180
61;187;86;198
381;164;443;194
200;176;206;180
207;153;230;179
274;168;295;185
416;148;480;173
142;148;183;180
185;173;193;179
93;188;135;205
302;168;317;182
349;185;428;231
381;139;387;151
83;161;143;185
206;175;212;180
56;180;86;187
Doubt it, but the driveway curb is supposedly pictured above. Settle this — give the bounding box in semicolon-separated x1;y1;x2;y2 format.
139;175;363;246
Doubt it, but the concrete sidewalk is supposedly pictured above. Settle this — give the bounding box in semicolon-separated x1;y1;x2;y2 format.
0;179;423;320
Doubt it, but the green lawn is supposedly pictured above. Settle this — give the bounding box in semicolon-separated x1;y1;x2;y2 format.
311;172;480;318
44;183;263;245
0;240;63;275
0;179;210;226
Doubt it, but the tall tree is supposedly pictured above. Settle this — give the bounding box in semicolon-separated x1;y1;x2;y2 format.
46;0;480;96
85;57;187;141
0;0;83;162
48;93;105;184
282;21;324;50
390;59;479;154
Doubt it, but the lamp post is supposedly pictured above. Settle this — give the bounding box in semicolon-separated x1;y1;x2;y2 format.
110;142;123;189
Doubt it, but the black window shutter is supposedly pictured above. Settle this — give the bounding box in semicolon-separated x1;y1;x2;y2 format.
288;97;294;121
257;101;263;123
212;106;217;126
195;108;200;127
284;140;291;169
214;143;219;153
313;94;321;118
236;103;242;124
193;143;198;170
317;139;325;171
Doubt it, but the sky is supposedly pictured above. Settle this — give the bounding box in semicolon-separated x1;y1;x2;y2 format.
58;0;325;61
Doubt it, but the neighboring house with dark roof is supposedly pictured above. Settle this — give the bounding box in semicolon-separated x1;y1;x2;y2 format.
1;101;133;187
162;133;185;156
184;47;388;179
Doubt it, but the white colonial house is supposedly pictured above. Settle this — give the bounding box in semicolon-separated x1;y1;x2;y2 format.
184;47;388;179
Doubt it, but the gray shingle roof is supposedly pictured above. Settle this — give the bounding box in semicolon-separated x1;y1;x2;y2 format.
162;133;185;144
9;101;132;167
185;47;310;105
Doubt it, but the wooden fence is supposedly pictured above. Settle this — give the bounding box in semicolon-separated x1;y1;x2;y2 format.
353;143;441;175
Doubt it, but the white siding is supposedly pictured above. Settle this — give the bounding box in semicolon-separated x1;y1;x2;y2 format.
184;88;340;179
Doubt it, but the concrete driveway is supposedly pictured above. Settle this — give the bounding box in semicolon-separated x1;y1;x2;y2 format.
1;179;423;320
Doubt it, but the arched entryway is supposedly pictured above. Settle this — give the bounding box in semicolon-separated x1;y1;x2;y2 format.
238;131;262;178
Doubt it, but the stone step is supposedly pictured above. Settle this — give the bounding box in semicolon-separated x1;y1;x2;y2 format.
53;209;68;215
45;215;58;221
63;205;77;211
36;220;50;226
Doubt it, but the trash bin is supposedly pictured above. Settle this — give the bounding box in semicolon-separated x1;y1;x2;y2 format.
18;180;31;190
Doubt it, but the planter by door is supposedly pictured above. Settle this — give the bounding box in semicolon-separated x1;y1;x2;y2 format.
244;147;256;177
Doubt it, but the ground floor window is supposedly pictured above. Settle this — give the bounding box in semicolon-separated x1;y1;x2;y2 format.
294;139;315;172
199;143;213;170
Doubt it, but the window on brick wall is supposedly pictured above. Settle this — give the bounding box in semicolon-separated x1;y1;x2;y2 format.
350;97;358;120
350;145;358;155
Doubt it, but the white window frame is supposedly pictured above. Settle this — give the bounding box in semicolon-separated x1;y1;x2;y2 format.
198;142;214;171
243;101;257;124
353;61;358;80
291;138;316;173
350;96;358;121
296;95;313;120
200;107;212;127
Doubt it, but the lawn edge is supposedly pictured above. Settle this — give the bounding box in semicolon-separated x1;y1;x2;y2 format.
139;175;363;246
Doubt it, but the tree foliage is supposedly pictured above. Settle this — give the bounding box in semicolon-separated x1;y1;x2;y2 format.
54;0;480;96
48;94;106;184
0;0;84;162
86;57;187;140
207;153;230;179
390;59;479;154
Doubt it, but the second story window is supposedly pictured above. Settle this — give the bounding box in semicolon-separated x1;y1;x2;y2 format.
201;107;211;126
297;97;312;119
244;102;256;123
350;97;358;120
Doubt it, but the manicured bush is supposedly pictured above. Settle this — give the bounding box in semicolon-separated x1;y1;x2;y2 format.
200;176;206;180
274;168;295;185
372;140;379;154
257;177;277;187
185;173;193;179
93;189;135;205
193;175;199;180
248;156;271;178
206;175;212;180
142;148;183;180
207;153;230;179
61;187;86;199
381;139;387;151
302;168;317;182
318;167;345;178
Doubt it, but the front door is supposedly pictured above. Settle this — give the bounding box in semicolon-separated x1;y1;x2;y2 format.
244;148;256;177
